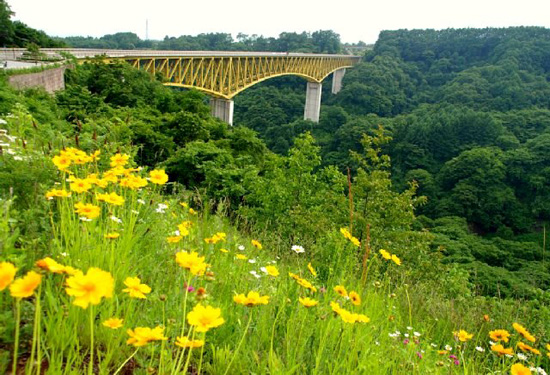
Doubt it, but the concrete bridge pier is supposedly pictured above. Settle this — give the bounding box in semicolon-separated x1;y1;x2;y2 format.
304;82;322;122
331;68;346;94
210;98;234;125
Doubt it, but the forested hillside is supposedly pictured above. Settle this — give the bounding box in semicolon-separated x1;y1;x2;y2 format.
234;27;550;298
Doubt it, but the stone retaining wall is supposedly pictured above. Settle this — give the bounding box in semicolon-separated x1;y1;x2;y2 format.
8;66;67;93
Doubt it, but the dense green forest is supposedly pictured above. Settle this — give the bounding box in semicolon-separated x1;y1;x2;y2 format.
233;27;550;298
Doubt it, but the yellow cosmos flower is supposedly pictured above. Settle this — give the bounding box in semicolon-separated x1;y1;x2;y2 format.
511;363;532;375
74;202;101;219
110;153;130;168
105;232;120;239
70;178;92;193
336;307;370;324
489;329;511;343
175;251;208;276
349;291;361;306
175;336;204;348
187;304;225;332
119;175;148;190
513;323;536;343
103;318;124;329
219;248;229;253
251;239;262;249
179;202;189;208
340;227;352;240
350;236;360;247
52;154;72;170
86;173;108;188
330;301;343;314
188;208;197;215
65;268;114;309
233;291;270;307
167;235;183;243
517;341;541;355
35;257;66;274
307;263;317;277
127;326;167;346
491;344;514;356
45;189;70;200
149;169;169;185
299;297;319;307
0;262;17;291
262;265;279;277
122;277;152;299
289;274;317;293
235;254;248;260
334;285;348;298
453;329;473;342
96;192;125;206
379;249;392;260
391;254;402;266
204;232;226;244
9;271;42;298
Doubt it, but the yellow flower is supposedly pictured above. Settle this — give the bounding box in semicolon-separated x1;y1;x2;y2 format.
74;202;101;219
70;178;92;193
175;251;208;276
110;153;130;168
127;326;167;346
489;329;511;343
511;363;532;375
52;154;72;170
188;208;197;215
105;232;120;239
219;248;229;253
298;297;319;307
262;265;279;277
167;235;183;243
391;254;401;266
251;239;262;249
453;329;473;342
0;262;17;291
517;341;541;355
122;277;152;299
340;227;352;240
235;254;248;260
35;257;66;274
334;285;348;298
179;202;189;208
175;336;204;348
350;236;360;247
379;249;392;260
349;291;361;306
65;268;114;309
96;192;125;206
491;344;514;356
307;262;317;277
233;291;270;307
90;150;101;161
149;169;169;185
9;271;42;298
513;323;536;343
295;276;317;293
45;189;70;199
187;304;225;332
86;173;108;188
330;301;343;314
102;318;124;329
119;175;148;189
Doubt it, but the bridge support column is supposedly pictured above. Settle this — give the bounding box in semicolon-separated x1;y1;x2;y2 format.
304;82;322;123
331;68;346;94
210;98;234;125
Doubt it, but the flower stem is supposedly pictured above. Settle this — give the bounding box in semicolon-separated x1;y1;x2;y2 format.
89;306;94;375
197;333;206;375
224;311;253;375
12;299;21;375
113;348;139;375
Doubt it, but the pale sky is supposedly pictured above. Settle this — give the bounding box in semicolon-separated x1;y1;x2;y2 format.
8;0;550;44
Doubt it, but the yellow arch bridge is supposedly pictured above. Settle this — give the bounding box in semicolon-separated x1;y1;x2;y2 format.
3;48;361;124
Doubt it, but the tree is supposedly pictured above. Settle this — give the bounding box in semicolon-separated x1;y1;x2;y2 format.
0;0;14;46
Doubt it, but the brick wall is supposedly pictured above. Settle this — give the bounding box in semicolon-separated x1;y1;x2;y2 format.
8;66;68;93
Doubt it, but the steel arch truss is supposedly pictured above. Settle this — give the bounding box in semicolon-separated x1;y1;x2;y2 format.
122;55;360;99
